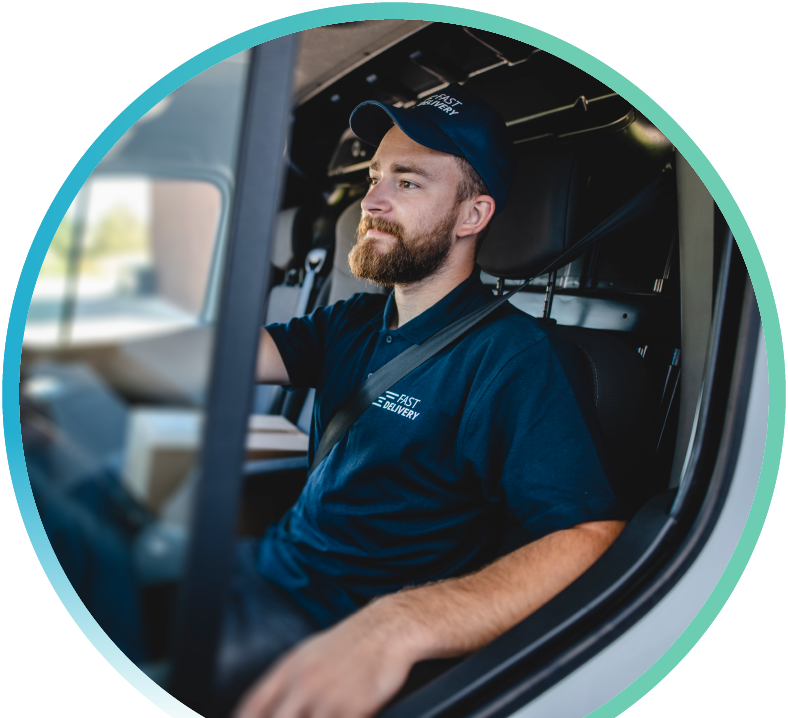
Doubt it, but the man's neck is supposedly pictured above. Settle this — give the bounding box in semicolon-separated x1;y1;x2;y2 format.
389;257;475;329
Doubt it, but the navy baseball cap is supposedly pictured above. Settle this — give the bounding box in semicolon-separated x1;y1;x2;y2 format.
349;83;516;214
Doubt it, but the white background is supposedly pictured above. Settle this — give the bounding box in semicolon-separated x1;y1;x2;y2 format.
1;1;785;716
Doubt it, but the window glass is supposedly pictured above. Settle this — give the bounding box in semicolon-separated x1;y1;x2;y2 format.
20;51;250;672
26;177;221;347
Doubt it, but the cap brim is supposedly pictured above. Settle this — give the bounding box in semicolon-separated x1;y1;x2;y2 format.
349;101;464;158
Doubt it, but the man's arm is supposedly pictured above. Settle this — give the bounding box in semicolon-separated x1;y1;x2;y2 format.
235;519;626;718
256;328;291;385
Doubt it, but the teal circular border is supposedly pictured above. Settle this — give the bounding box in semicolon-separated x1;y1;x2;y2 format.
3;5;783;717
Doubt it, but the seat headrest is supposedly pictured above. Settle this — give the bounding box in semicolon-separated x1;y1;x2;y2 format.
270;207;298;270
477;147;601;279
270;206;317;271
328;199;386;305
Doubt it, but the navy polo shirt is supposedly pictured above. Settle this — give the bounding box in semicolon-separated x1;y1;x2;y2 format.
261;269;624;628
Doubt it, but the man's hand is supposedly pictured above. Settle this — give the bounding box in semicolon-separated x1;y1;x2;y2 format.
234;519;625;718
234;600;419;718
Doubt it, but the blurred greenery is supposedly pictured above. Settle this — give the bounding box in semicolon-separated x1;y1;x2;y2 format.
40;206;149;277
90;205;148;256
40;215;74;276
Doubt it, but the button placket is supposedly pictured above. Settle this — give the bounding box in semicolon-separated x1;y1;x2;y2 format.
364;332;395;378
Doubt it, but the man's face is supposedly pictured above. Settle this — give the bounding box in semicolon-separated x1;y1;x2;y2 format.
350;125;465;287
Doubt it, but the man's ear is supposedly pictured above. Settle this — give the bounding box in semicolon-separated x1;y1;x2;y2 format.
456;195;495;238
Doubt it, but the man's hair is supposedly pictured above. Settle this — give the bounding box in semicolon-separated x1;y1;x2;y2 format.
454;155;490;204
453;156;493;255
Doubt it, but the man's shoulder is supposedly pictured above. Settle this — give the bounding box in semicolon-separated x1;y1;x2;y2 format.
309;291;387;345
327;291;388;327
461;302;587;391
472;301;550;355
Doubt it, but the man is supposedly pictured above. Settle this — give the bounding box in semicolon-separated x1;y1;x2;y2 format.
218;84;626;718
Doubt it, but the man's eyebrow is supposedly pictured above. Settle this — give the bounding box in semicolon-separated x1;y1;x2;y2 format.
368;159;435;180
391;163;434;180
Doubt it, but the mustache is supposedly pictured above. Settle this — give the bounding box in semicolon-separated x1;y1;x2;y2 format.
357;215;405;243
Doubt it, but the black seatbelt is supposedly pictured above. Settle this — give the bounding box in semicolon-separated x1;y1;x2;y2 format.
308;168;675;475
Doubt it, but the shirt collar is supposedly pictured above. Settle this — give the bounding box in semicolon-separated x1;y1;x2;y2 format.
376;266;493;344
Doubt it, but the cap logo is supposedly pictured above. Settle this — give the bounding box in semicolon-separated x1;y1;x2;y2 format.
416;93;462;116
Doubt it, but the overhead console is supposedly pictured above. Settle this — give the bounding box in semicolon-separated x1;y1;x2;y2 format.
327;94;672;180
315;23;672;184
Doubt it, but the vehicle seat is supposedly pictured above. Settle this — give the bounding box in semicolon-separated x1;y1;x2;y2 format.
479;144;658;516
265;206;314;322
254;206;320;415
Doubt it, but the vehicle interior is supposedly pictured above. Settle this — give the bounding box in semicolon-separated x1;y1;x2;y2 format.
19;20;762;718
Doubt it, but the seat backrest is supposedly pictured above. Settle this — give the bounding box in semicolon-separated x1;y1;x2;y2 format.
549;325;656;511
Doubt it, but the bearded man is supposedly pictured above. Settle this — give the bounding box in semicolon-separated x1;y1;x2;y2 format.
215;84;627;718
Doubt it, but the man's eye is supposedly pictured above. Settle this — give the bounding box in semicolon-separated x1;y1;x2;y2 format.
401;180;416;189
366;176;378;186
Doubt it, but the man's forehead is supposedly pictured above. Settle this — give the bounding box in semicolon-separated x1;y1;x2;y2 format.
370;125;457;177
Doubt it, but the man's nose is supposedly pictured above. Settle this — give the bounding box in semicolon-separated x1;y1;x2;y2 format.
360;180;392;215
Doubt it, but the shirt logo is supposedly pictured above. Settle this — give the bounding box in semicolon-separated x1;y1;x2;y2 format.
372;391;422;420
416;93;462;116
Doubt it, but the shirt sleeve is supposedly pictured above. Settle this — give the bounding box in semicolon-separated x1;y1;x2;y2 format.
460;336;625;543
266;301;343;388
265;294;375;389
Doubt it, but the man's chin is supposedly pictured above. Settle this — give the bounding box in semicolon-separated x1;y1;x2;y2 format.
348;262;395;287
360;234;397;253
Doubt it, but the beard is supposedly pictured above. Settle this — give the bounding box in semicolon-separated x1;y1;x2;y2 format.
348;208;458;287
